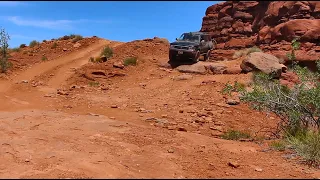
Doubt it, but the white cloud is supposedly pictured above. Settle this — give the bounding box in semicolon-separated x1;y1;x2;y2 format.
4;16;111;30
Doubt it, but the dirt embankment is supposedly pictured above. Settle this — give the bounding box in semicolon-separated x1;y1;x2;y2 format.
201;1;320;62
2;36;100;79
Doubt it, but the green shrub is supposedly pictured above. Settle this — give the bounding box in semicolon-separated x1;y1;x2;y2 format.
69;34;76;39
0;28;11;73
51;42;58;49
221;81;246;96
29;40;39;48
88;81;99;87
100;46;113;58
72;35;83;43
287;131;320;166
89;56;104;63
270;141;286;151
123;57;137;66
286;37;301;68
240;71;320;135
10;47;20;52
41;55;48;61
221;130;251;140
19;44;26;48
89;57;95;63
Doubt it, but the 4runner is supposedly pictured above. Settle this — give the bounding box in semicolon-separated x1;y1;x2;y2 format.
169;32;216;63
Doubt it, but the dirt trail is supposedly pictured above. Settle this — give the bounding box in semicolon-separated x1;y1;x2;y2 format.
0;38;319;178
0;39;122;93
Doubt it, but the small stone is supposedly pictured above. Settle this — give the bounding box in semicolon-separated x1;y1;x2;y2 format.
214;121;224;126
161;114;168;118
89;113;99;116
21;80;28;83
139;83;147;88
179;110;184;113
177;127;187;132
25;159;30;162
204;108;212;111
73;42;81;48
210;126;223;131
167;126;175;130
101;87;109;90
63;105;72;109
110;117;115;119
113;62;124;69
62;48;68;51
167;149;174;153
255;167;263;172
228;162;240;168
211;131;223;137
111;105;118;108
205;117;213;122
146;117;156;121
57;90;69;95
173;74;193;81
226;99;240;105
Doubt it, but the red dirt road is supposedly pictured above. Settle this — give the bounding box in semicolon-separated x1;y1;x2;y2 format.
0;38;319;178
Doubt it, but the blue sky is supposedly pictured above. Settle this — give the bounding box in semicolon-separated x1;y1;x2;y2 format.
0;1;220;48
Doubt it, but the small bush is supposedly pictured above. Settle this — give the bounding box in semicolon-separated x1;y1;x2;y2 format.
41;55;47;61
89;57;95;63
123;57;137;66
29;40;39;48
10;47;20;52
221;81;246;96
287;131;320;166
100;46;113;58
51;42;58;49
42;40;47;43
19;44;26;48
237;38;320;165
270;141;286;151
72;35;83;43
221;130;251;140
88;81;99;87
0;28;11;73
232;46;262;59
69;34;76;39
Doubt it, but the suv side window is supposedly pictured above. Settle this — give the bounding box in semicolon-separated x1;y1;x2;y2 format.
202;35;210;42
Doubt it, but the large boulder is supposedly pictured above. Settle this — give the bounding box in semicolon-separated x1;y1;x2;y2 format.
240;52;287;77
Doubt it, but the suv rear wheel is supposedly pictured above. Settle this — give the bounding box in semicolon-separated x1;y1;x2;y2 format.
193;51;200;63
204;50;211;61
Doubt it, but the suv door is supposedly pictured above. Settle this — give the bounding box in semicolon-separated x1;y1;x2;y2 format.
199;35;207;53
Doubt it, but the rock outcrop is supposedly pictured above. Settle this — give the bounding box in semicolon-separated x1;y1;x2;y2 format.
201;1;320;63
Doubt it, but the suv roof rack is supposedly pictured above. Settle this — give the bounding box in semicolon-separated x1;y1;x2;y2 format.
186;32;210;35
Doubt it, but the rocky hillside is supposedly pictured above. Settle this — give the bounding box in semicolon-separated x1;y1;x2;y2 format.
201;1;320;62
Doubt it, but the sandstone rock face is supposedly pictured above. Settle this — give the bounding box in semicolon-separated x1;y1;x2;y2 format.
240;52;287;77
201;1;320;62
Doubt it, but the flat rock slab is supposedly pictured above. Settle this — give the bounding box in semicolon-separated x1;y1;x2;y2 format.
175;62;227;74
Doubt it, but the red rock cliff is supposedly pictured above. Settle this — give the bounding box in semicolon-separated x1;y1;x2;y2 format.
201;1;320;62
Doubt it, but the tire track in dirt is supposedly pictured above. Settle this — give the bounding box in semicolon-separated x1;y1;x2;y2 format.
0;39;122;93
